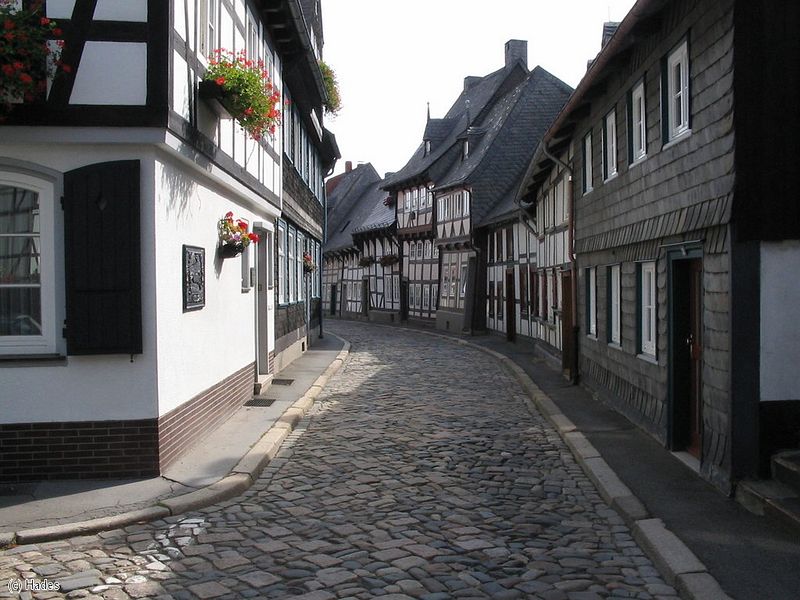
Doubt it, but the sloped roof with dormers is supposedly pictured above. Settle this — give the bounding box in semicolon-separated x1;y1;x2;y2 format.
382;60;528;191
431;66;573;227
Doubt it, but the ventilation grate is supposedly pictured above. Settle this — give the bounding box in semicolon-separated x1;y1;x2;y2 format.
245;398;276;407
272;378;294;386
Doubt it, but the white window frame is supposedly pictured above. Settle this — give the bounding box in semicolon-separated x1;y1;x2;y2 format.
582;132;593;194
416;241;423;261
609;264;621;345
640;261;657;357
0;172;56;355
404;190;411;212
586;267;597;337
414;283;422;309
603;109;618;181
666;40;690;141
199;0;218;59
297;231;304;302
277;221;286;304
459;263;468;298
392;274;400;304
287;226;296;302
422;283;430;310
631;80;647;163
424;240;432;259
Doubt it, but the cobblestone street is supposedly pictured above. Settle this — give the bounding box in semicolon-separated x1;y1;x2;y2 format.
1;322;681;600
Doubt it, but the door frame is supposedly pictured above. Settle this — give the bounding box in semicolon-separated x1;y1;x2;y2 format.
667;245;704;455
254;226;271;376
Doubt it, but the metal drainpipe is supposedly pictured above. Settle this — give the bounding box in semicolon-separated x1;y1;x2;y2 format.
542;145;579;383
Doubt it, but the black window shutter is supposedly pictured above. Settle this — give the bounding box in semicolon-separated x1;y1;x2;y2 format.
63;161;142;355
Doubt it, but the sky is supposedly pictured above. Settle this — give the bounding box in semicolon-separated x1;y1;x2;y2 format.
321;0;638;178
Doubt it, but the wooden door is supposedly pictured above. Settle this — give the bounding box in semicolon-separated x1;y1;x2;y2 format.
687;259;703;458
505;268;516;341
330;284;337;316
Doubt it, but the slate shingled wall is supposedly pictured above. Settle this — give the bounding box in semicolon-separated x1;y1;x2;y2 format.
572;0;736;491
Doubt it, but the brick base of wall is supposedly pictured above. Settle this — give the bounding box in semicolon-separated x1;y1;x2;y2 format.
0;420;159;483
0;363;256;483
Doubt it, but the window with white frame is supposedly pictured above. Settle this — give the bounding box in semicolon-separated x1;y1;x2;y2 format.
297;232;304;302
424;240;432;259
411;187;418;211
582;132;593;194
431;283;438;310
639;261;657;356
416;241;423;261
422;284;430;310
608;264;621;345
586;267;597;337
404;190;411;212
459;263;467;298
630;80;647;162
433;244;439;259
199;0;218;59
277;221;286;304
287;227;295;302
392;274;400;304
462;191;470;216
603;109;618;181
665;40;690;141
0;173;56;354
415;283;422;309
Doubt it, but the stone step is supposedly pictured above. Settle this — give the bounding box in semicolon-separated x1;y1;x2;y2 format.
773;450;800;493
735;478;800;534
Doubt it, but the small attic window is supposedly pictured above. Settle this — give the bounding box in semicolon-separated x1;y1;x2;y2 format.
463;140;470;160
424;140;431;156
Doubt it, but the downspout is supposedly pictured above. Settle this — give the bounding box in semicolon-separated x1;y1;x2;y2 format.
542;145;579;384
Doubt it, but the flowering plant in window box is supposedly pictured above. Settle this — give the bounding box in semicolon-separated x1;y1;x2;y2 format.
303;251;317;273
218;211;258;258
358;256;375;267
200;48;281;141
0;0;68;118
379;254;399;267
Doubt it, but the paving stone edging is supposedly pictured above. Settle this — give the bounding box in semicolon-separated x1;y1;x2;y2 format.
0;339;352;549
409;328;732;600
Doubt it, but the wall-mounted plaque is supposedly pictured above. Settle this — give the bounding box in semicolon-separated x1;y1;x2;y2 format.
183;245;205;311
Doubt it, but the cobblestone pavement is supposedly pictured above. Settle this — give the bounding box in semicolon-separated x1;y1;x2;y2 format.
0;321;681;600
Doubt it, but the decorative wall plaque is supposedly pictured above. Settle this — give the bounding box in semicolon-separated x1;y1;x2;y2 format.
183;245;205;311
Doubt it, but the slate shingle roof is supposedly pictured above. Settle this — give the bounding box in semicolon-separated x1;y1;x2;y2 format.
431;66;573;227
325;164;381;252
382;63;527;191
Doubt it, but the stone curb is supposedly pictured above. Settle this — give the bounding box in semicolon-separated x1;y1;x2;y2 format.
413;328;732;600
1;339;351;548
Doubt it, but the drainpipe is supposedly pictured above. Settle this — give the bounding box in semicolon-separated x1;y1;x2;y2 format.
542;145;579;384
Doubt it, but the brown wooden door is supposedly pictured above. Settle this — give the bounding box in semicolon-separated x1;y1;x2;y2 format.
687;259;703;458
505;269;516;341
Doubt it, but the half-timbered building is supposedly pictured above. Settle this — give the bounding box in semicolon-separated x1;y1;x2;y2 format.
431;64;571;336
383;40;531;325
0;0;335;481
322;162;381;318
517;0;800;494
351;188;401;324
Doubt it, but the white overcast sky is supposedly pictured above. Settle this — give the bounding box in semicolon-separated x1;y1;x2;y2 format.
321;0;637;178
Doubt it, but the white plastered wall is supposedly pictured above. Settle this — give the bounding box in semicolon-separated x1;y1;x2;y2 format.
153;156;277;416
0;142;159;422
760;240;800;401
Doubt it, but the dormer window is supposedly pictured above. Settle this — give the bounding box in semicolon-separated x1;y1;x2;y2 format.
463;141;469;160
424;140;431;156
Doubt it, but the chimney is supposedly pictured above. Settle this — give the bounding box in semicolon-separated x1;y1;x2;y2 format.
464;76;481;91
505;39;527;69
345;160;352;173
601;22;620;48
